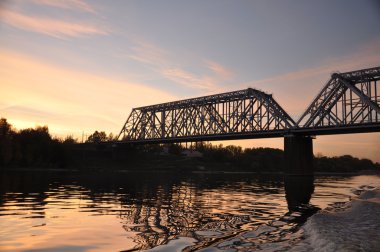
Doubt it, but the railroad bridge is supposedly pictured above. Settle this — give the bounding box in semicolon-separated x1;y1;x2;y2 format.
117;66;380;173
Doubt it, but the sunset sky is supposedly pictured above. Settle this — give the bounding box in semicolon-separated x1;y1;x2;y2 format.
1;0;379;161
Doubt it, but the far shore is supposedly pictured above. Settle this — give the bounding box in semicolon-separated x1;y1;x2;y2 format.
2;167;379;176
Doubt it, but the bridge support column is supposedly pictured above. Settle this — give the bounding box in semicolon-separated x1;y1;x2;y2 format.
284;135;313;175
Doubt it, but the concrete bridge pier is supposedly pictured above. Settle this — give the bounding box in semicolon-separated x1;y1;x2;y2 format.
284;135;314;175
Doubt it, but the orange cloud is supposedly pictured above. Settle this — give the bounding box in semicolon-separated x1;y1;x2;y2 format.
0;49;175;138
128;41;169;67
161;67;217;91
31;0;96;13
0;9;107;38
204;60;233;79
127;40;223;92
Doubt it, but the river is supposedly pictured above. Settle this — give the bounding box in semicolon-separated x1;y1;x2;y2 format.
0;170;379;251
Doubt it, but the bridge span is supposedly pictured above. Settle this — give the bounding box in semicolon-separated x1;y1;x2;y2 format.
117;66;380;173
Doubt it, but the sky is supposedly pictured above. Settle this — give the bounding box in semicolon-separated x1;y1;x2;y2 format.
0;0;380;161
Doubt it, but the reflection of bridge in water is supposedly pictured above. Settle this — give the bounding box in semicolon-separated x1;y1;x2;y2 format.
118;66;380;173
0;172;316;251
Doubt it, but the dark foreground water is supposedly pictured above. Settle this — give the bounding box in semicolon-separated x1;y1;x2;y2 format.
0;171;379;252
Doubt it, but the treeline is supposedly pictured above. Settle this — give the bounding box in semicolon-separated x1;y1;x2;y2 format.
195;143;285;171
314;155;379;173
180;143;380;172
0;118;68;168
1;118;379;172
0;118;106;168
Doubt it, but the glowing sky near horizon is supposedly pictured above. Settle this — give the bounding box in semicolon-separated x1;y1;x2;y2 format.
0;0;380;161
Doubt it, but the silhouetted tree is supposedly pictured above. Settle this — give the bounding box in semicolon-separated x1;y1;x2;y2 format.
0;118;14;167
0;118;13;137
313;154;380;172
12;126;52;166
225;145;243;160
239;147;284;171
107;133;118;141
1;117;379;172
86;131;107;143
63;135;78;144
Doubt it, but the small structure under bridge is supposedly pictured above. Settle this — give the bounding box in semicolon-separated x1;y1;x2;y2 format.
117;66;380;174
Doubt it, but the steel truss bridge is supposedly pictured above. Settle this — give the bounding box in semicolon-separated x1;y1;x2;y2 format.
118;66;380;144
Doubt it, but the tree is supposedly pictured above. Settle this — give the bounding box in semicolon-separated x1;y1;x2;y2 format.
86;131;107;143
225;145;243;159
63;135;77;144
107;133;117;141
0;118;14;167
15;126;52;166
0;118;13;137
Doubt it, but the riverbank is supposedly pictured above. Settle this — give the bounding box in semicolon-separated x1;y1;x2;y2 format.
2;166;379;177
2;143;379;174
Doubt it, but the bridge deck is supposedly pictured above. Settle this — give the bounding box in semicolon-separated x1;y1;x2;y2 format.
117;123;380;145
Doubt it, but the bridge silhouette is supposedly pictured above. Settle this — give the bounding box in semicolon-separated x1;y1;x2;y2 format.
117;66;380;173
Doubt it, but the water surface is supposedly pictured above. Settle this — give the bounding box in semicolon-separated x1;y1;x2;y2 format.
0;171;379;251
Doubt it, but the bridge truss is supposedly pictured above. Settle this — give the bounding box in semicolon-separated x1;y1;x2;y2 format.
296;66;380;134
118;66;380;143
118;88;296;142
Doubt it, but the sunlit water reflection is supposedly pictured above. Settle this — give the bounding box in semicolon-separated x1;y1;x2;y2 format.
0;171;379;251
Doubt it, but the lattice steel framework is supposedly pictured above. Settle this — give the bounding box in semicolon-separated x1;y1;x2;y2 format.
118;88;296;142
117;66;380;143
297;66;380;131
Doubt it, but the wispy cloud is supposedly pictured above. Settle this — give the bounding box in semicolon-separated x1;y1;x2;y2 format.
204;60;233;79
242;38;380;118
0;9;107;38
249;51;380;90
251;37;380;86
128;41;169;67
161;68;216;90
0;48;175;136
127;40;234;92
31;0;96;13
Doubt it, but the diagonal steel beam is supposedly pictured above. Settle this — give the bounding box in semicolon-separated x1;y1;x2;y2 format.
339;76;380;115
